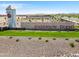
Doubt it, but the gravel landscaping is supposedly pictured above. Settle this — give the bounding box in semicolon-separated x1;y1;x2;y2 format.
0;36;79;57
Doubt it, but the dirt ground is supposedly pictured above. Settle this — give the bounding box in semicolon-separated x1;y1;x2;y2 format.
0;36;79;57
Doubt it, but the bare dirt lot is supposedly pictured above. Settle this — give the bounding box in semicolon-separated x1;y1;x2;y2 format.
0;36;79;57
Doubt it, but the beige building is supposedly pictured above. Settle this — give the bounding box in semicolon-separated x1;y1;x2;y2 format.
21;21;74;30
0;14;75;30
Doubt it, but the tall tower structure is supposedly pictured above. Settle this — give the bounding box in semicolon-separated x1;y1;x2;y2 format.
6;5;16;28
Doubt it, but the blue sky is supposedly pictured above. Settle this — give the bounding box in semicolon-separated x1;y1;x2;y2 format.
0;1;79;14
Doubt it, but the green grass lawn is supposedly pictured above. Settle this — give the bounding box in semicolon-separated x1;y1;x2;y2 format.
0;30;79;37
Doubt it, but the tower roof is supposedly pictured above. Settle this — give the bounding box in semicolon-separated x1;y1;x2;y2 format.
6;5;15;10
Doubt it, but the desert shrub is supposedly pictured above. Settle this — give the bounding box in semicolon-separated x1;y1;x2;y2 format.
9;36;13;39
69;42;75;48
16;39;19;42
65;38;69;40
38;37;42;40
75;39;79;42
53;38;56;40
45;40;49;42
28;37;32;40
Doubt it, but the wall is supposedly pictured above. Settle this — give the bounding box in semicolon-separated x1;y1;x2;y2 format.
21;22;74;30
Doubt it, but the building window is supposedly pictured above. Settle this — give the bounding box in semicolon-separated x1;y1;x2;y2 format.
4;17;6;20
18;17;20;19
3;22;6;25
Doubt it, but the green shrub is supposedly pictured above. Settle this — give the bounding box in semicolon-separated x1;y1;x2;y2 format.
16;39;19;42
75;39;79;42
38;37;42;40
53;38;56;40
69;42;75;48
65;38;69;40
28;37;32;40
45;40;49;42
9;36;13;39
